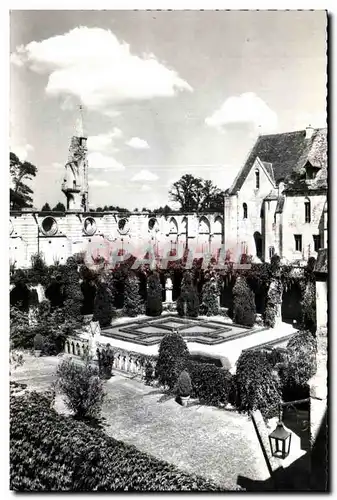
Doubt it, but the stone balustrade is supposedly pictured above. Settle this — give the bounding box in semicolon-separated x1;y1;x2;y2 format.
64;336;90;358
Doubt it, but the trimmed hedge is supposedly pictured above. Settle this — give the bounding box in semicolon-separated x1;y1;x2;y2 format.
187;361;232;407
232;277;256;327
10;392;223;491
235;350;282;419
155;333;189;390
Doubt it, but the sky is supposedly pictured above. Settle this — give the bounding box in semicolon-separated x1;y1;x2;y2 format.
10;10;327;210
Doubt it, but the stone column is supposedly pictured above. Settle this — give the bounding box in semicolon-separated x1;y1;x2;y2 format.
165;277;173;303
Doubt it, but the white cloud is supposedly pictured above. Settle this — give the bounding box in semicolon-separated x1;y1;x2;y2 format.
205;92;277;132
126;137;150;149
12;27;193;112
88;179;110;187
140;184;152;192
87;152;125;171
87;128;122;152
11;143;34;161
131;169;159;182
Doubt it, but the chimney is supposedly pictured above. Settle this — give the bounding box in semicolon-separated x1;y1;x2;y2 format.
305;125;315;140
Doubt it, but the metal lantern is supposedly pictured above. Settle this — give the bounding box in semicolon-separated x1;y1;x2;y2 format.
269;421;292;459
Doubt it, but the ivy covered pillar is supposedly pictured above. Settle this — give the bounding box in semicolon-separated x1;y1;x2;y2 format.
309;249;328;490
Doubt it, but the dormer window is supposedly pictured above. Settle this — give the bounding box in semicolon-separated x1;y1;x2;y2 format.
255;169;260;189
243;203;248;219
305;162;320;180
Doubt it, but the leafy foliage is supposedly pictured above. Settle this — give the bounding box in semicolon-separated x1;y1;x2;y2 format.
52;201;66;212
169;174;224;212
10;391;223;491
280;331;317;390
155;333;189;390
187;361;232;406
56;358;106;419
232;277;256;327
177;370;192;397
10;152;37;209
41;203;51;211
33;333;44;350
10;306;32;349
146;272;163;317
177;271;199;318
235;350;282;419
97;345;114;379
123;273;144;317
264;278;283;328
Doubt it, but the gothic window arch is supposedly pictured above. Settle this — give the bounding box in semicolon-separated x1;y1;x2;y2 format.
243;203;248;219
304;198;311;223
255;169;260;189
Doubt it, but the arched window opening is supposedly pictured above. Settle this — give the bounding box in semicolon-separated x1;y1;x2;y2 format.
255;169;260;189
243;203;248;219
304;199;311;223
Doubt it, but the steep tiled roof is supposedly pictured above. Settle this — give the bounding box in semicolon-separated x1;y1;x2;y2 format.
229;128;327;194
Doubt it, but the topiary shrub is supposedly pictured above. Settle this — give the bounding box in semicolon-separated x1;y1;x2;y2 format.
177;370;192;398
63;257;84;324
187;361;232;407
10;391;224;491
232;277;256;327
200;276;220;316
279;331;317;400
155;333;189;390
177;271;199;318
123;273;144;317
235;350;282;419
146;272;163;317
144;360;154;385
301;280;316;333
93;281;115;327
97;345;114;379
56;358;106;420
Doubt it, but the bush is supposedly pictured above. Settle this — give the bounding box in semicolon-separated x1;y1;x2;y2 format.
200;277;220;316
177;370;192;397
10;391;223;491
235;350;282;419
144;361;154;385
232;277;256;327
10;307;33;349
123;273;144;317
146;272;163;317
187;361;232;406
33;333;44;351
279;331;317;396
93;281;115;327
97;346;114;379
177;272;199;318
155;333;189;390
56;358;106;420
301;281;316;333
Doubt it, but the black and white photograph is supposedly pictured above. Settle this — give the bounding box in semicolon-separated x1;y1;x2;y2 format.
9;8;328;492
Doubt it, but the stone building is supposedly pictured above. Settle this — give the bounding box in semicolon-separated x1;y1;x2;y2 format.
224;127;327;264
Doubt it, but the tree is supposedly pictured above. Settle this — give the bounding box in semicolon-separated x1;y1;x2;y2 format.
169;174;223;212
177;271;199;318
155;332;189;390
123;273;144;317
232;277;256;327
52;202;66;212
146;272;163;317
93;280;115;327
56;358;105;420
10;152;37;209
41;203;51;211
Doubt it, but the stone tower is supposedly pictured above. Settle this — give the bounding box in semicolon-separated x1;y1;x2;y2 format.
61;105;89;211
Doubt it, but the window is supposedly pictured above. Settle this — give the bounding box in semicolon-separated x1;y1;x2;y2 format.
294;234;302;252
243;203;248;219
304;199;311;223
313;235;321;252
269;246;275;260
255;169;260;189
